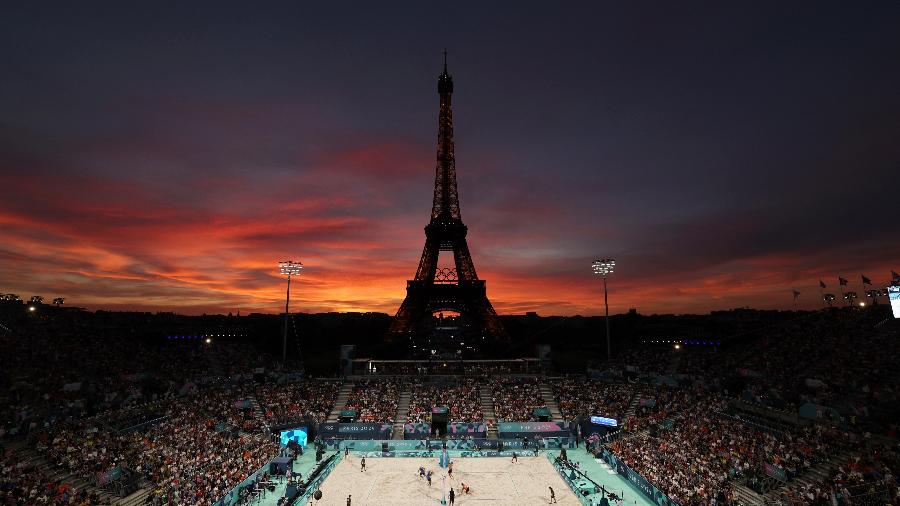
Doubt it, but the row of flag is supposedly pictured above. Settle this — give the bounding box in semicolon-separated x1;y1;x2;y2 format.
792;271;900;302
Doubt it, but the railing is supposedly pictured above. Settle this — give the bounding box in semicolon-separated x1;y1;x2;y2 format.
714;410;789;437
213;459;277;506
602;428;625;444
834;481;891;506
115;415;169;434
294;453;343;505
598;448;680;506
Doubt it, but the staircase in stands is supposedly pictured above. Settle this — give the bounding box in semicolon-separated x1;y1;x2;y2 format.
115;487;152;506
622;394;641;422
478;384;498;438
326;381;354;423
728;426;855;505
538;381;564;421
731;482;765;506
248;395;268;432
392;383;412;439
760;447;854;504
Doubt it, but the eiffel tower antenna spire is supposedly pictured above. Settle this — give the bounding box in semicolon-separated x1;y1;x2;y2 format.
433;50;457;220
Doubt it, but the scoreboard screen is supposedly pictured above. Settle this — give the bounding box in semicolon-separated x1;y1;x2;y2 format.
889;286;900;319
279;427;308;447
590;416;618;427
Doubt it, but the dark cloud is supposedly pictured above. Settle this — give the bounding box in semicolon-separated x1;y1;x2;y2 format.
0;2;898;315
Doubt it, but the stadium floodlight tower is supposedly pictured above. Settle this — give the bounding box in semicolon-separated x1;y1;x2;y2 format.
592;258;616;362
278;260;303;367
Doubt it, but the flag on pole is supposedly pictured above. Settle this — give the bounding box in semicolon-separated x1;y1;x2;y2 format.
819;280;826;289
839;277;848;286
861;275;872;285
792;290;801;301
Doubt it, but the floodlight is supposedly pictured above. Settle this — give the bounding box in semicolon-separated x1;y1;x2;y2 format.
591;258;615;277
278;260;303;366
279;260;303;276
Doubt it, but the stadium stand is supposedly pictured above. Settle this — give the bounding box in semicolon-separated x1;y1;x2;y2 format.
1;303;897;505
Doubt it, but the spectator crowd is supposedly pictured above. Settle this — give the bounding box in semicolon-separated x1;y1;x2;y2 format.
406;380;483;423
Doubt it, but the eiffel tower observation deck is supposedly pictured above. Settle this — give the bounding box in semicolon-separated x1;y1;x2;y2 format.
390;52;507;355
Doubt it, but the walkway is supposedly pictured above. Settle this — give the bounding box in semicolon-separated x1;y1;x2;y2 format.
553;448;655;506
256;450;325;506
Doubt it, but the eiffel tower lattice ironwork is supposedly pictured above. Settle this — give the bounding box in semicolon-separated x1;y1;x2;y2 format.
390;53;506;342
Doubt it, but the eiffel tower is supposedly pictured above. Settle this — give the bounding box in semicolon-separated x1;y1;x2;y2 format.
390;53;507;346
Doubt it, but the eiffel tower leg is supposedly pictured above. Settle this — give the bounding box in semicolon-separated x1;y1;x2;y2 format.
467;292;506;340
390;290;426;336
453;238;478;281
414;237;441;284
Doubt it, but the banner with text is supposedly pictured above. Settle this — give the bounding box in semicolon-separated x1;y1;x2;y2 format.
317;423;392;440
498;421;570;439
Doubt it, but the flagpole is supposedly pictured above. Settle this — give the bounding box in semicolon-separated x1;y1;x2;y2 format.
859;276;863;306
861;275;874;306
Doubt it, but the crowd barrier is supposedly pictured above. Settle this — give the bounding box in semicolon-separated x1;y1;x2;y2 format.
798;402;842;422
600;448;679;506
317;438;573;455
214;460;274;506
403;422;488;439
214;453;343;506
404;422;430;439
294;453;342;505
548;454;597;506
449;422;487;438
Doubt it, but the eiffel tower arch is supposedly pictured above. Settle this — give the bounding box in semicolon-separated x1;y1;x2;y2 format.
390;53;507;349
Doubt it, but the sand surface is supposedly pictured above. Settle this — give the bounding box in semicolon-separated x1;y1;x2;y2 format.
310;455;581;505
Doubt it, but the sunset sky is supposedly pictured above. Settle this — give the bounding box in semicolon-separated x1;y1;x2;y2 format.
1;2;898;316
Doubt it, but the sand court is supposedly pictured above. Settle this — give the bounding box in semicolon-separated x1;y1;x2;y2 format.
310;455;582;505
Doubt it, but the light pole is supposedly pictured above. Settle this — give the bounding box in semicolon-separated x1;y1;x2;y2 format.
278;260;303;367
592;258;615;361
